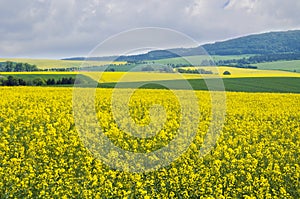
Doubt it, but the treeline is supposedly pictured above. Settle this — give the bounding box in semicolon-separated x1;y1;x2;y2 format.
177;68;213;74
0;76;75;86
162;63;197;68
43;67;78;71
141;65;174;73
0;61;39;72
46;63;124;72
247;53;300;63
215;53;300;67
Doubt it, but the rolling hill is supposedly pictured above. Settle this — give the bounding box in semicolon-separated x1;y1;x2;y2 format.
202;30;300;55
64;30;300;61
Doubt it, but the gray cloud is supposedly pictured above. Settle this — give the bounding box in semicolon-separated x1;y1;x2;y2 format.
0;0;299;58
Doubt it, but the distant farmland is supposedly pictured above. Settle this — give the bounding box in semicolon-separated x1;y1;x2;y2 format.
0;58;126;69
253;60;300;72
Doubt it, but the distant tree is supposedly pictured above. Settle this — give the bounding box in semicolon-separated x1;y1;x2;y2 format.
68;77;75;84
223;71;231;75
7;76;19;86
141;65;154;71
160;66;174;73
201;59;214;66
0;61;39;72
26;80;34;86
177;68;213;74
46;78;56;85
24;63;38;71
106;68;115;72
15;63;24;72
4;62;13;72
33;78;46;86
61;77;68;84
18;78;26;86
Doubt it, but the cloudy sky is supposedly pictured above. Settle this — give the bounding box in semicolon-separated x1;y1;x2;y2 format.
0;0;299;58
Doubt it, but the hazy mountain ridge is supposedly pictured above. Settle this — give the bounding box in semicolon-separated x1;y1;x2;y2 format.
63;30;300;61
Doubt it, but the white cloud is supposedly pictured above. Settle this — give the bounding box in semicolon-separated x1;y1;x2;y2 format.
0;0;299;58
225;0;257;12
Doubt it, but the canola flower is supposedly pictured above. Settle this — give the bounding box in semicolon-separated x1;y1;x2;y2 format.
0;87;299;198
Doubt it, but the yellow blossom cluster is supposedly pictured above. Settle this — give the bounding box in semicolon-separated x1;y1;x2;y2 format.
0;87;299;198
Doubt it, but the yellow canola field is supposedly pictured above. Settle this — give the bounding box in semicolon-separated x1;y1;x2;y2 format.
0;87;299;198
82;71;201;83
80;68;300;83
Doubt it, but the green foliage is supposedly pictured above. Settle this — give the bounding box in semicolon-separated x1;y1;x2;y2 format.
177;68;213;74
46;78;56;85
0;76;77;86
223;71;231;75
141;65;155;71
33;78;46;86
203;30;300;55
105;68;115;72
0;61;38;72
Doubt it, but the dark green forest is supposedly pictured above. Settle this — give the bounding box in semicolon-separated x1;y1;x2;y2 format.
0;61;39;72
0;76;75;86
203;30;300;55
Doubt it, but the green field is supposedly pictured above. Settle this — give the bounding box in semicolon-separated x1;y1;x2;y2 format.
98;77;300;93
253;60;300;72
